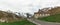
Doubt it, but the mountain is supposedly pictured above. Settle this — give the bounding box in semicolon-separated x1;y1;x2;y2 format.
0;10;24;22
41;6;60;15
50;6;60;15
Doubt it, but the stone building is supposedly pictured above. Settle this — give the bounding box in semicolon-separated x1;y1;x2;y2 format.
33;6;60;18
34;9;51;18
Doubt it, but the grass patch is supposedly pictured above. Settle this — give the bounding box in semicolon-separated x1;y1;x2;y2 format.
38;14;60;23
0;19;36;25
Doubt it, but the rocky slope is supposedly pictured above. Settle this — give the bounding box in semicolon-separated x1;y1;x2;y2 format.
41;6;60;15
0;10;24;22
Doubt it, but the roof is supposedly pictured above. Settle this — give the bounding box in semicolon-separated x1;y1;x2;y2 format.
34;9;51;14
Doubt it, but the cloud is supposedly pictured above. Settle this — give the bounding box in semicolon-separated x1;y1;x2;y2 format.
39;0;60;8
0;0;60;14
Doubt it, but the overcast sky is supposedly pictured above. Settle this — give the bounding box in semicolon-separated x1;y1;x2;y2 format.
0;0;60;14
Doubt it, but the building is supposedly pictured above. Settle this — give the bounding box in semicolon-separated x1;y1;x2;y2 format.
34;9;51;18
34;6;60;18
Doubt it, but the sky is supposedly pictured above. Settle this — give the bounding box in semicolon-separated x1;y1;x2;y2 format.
0;0;60;14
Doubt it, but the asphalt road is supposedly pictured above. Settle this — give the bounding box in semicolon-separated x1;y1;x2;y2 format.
27;18;60;25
